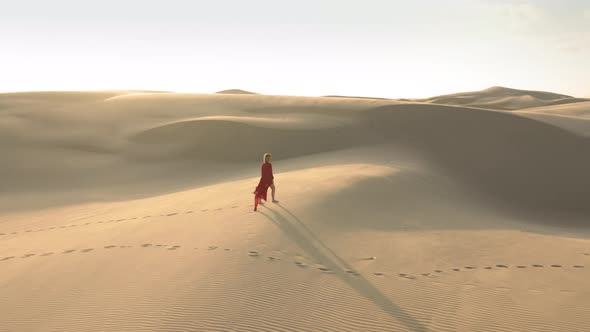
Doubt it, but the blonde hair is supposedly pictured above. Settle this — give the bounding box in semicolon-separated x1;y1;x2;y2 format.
263;153;272;162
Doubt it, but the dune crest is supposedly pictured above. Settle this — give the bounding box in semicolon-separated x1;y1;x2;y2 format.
420;86;582;110
215;89;258;94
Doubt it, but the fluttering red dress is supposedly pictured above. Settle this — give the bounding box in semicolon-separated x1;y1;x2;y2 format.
254;162;274;211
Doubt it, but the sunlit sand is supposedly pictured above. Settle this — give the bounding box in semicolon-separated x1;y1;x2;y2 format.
1;87;589;331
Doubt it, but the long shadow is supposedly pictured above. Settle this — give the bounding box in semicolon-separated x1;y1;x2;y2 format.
276;205;353;269
258;205;428;332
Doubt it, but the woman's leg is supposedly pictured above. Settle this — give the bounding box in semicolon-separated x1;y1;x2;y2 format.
270;183;278;202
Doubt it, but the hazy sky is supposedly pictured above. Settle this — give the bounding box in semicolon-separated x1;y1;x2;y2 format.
1;0;589;98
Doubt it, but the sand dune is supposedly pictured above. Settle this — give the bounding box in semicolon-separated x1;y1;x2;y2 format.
420;86;584;110
1;89;589;331
517;101;590;118
215;89;258;94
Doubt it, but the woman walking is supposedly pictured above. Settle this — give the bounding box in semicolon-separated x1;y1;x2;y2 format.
253;153;278;211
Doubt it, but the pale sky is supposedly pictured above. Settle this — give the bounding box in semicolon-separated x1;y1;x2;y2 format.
1;0;589;98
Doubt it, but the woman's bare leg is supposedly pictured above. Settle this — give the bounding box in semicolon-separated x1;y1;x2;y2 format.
270;183;278;202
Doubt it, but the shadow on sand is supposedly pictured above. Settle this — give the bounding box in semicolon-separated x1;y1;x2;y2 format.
258;204;428;332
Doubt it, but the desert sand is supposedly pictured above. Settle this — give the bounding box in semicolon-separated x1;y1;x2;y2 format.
1;87;589;331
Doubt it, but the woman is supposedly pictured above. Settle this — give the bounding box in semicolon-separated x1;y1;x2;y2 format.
253;153;278;211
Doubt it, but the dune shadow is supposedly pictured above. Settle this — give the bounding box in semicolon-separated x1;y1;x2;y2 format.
363;104;590;225
258;205;428;332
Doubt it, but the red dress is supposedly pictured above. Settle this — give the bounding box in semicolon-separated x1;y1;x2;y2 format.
254;162;274;211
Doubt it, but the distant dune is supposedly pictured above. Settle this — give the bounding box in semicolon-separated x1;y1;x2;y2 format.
419;86;584;110
215;89;258;94
518;101;590;118
1;88;589;332
323;95;392;100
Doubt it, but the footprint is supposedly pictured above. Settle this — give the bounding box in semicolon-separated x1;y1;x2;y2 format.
116;219;126;222
130;217;137;220
452;268;460;271
434;270;443;273
266;256;280;261
81;248;94;253
40;252;54;256
0;233;4;236
516;265;527;269
295;262;307;267
464;266;476;270
231;206;239;209
483;266;493;269
84;222;92;225
22;253;36;258
224;248;231;251
141;244;152;247
496;264;508;268
345;269;360;276
167;213;178;216
201;209;209;212
63;250;76;254
551;265;562;268
25;230;32;233
214;208;222;211
1;256;15;261
398;273;416;280
532;264;544;267
573;265;584;268
104;245;117;249
248;251;260;257
374;272;385;276
185;211;194;214
208;246;218;251
318;267;333;273
421;273;432;277
361;256;377;261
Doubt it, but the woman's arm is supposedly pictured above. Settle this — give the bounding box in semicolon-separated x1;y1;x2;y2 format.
269;164;274;180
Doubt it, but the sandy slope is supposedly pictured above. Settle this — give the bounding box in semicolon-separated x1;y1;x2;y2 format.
517;101;590;118
1;90;589;331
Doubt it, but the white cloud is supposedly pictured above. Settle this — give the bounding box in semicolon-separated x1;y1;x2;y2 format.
584;9;590;20
556;31;590;54
474;0;545;28
494;2;543;28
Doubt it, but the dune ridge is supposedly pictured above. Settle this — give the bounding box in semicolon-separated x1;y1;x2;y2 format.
215;89;258;94
419;86;584;110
